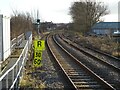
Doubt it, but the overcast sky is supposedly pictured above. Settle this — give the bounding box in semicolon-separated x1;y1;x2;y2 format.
0;0;119;23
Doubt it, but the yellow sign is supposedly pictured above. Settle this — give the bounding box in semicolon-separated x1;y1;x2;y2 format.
34;50;42;59
34;40;45;51
33;50;42;67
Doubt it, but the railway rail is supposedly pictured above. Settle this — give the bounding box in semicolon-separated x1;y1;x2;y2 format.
46;34;115;90
60;34;120;69
56;34;120;90
59;34;120;72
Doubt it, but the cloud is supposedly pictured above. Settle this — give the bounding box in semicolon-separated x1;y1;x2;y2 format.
0;0;120;22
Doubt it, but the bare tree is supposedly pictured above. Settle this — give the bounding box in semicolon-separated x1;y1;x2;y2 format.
10;11;34;39
70;0;109;34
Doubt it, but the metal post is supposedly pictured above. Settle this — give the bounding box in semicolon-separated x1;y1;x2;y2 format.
38;24;40;35
37;19;40;35
15;63;19;89
15;78;17;89
0;80;2;90
16;65;18;79
12;69;14;86
6;74;8;89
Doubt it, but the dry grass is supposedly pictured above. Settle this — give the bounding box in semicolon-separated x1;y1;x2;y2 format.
19;65;46;89
19;44;46;89
66;31;119;57
78;35;119;56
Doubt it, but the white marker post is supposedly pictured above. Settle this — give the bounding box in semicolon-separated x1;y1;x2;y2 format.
0;15;11;71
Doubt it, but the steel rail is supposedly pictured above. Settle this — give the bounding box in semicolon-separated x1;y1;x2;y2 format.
46;35;77;89
47;34;115;90
59;35;120;73
60;34;120;61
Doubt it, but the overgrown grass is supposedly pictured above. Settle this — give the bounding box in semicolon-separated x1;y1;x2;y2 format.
79;35;119;56
19;41;46;89
65;31;119;57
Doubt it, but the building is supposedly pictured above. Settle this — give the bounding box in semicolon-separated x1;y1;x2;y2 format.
0;15;11;62
91;22;120;35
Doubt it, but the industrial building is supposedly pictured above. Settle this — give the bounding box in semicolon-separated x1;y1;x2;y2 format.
91;22;120;35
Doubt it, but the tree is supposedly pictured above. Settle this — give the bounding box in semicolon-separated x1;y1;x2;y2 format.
10;11;34;39
70;0;109;34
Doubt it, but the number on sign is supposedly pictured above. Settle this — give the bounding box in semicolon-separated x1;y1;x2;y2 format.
36;52;42;57
34;51;42;60
37;59;41;65
34;59;37;64
34;59;41;65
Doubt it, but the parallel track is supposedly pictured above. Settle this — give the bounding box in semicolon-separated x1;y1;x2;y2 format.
59;35;120;72
56;34;120;90
60;34;120;69
46;34;115;90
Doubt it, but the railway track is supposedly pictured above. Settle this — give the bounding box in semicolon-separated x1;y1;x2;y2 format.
60;34;120;69
46;34;115;90
55;34;120;90
59;34;120;72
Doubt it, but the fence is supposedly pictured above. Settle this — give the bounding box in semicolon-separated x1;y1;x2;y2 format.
11;33;25;52
0;33;32;90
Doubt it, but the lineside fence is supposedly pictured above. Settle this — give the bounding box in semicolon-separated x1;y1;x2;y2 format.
11;33;25;52
0;32;32;90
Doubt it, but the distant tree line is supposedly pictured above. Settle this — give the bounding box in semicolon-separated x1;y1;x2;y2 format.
10;10;36;39
70;0;109;34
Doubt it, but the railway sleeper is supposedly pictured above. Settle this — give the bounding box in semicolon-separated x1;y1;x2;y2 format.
70;76;92;79
67;72;88;75
67;70;84;72
76;83;102;87
69;75;91;78
70;77;93;82
76;84;103;89
74;81;98;85
66;69;82;71
67;72;87;75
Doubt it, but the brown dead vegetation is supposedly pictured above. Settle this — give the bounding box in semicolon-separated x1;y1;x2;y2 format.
10;11;35;39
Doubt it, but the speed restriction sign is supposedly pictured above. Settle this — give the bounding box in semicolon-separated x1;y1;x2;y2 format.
34;50;42;67
34;58;42;67
33;39;45;67
34;40;45;51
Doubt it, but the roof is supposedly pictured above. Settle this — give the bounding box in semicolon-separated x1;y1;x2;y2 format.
92;22;120;29
114;30;120;34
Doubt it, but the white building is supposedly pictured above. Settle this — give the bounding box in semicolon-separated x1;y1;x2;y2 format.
0;15;11;62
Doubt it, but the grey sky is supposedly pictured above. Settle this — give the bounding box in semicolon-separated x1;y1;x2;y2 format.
0;0;119;23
